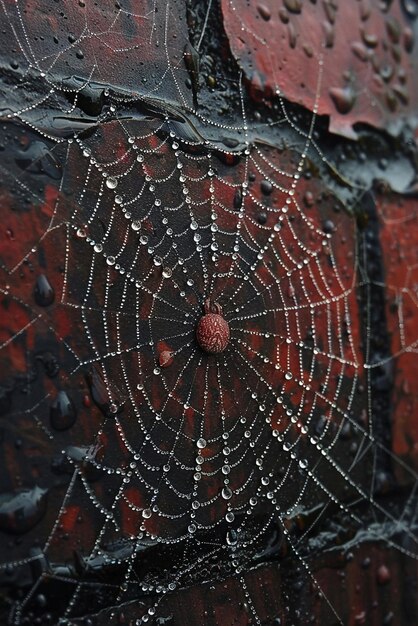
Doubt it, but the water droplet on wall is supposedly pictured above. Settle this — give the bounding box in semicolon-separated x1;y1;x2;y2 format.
402;0;418;18
34;275;55;307
233;189;242;209
284;0;302;14
257;4;271;21
50;391;77;430
85;365;123;418
329;86;356;114
260;180;273;195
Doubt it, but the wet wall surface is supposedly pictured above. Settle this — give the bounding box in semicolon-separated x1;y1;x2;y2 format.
0;1;418;624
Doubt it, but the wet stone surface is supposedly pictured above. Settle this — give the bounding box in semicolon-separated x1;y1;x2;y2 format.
0;0;417;625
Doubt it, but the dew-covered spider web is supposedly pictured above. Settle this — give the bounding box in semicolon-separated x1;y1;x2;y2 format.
1;0;418;624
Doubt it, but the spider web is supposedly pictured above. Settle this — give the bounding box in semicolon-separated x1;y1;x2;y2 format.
0;0;418;624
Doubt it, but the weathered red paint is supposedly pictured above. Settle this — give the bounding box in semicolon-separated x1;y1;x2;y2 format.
221;0;418;138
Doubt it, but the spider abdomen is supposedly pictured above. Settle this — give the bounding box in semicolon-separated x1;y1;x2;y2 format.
196;313;230;354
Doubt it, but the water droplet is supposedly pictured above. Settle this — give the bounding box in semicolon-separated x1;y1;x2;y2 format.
142;508;152;519
392;84;409;105
351;41;369;62
106;177;118;189
323;219;335;234
361;27;379;48
131;220;141;231
257;4;271;20
86;366;123;418
196;438;207;449
288;22;297;48
34;275;55;307
260;180;273;195
386;16;401;44
304;191;315;207
50;391;77;430
377;564;391;585
279;7;289;23
221;486;233;500
329;86;356;114
162;267;172;278
106;256;116;266
383;612;395;625
225;512;235;523
403;26;415;53
0;486;48;534
226;529;237;545
284;0;302;13
402;0;418;17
